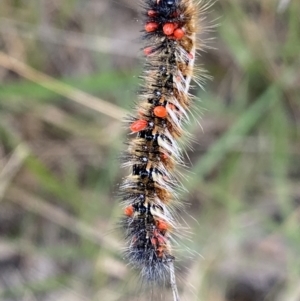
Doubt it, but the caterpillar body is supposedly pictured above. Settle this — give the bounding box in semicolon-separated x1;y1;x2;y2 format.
119;0;206;298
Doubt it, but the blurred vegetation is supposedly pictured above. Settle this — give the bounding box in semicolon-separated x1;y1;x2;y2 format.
0;0;299;300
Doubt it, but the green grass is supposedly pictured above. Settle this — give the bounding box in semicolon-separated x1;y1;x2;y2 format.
0;1;299;300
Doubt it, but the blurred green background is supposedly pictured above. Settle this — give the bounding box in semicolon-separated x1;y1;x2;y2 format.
0;0;299;300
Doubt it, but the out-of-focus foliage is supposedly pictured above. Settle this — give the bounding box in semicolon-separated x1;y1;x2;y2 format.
0;0;299;300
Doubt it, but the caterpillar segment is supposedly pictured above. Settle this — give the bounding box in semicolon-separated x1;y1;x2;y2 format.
119;0;202;294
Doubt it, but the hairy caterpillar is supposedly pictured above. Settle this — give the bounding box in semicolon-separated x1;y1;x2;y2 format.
119;0;209;299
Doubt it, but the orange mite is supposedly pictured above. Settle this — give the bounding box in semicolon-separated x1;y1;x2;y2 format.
160;153;168;160
148;10;157;17
153;106;167;118
174;28;185;40
145;22;159;32
143;47;153;56
156;219;169;231
130;119;148;132
156;234;167;245
124;205;134;217
163;23;175;36
150;237;158;247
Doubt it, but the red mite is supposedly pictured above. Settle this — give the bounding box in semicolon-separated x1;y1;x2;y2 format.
148;10;157;17
153;232;167;258
151;229;167;248
130;119;148;132
156;234;167;245
124;205;134;217
143;47;153;56
174;28;185;40
145;22;159;32
150;237;158;247
163;23;176;36
154;106;167;118
156;219;169;231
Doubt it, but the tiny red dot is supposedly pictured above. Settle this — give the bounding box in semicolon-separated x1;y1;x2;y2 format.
148;10;157;17
156;220;169;231
161;153;168;160
157;235;167;245
124;205;134;217
145;22;159;32
174;28;185;40
150;237;158;247
143;47;152;56
130;119;148;132
154;106;167;118
188;52;194;60
163;23;175;36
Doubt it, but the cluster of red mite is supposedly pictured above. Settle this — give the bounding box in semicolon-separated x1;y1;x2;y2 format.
120;0;196;282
